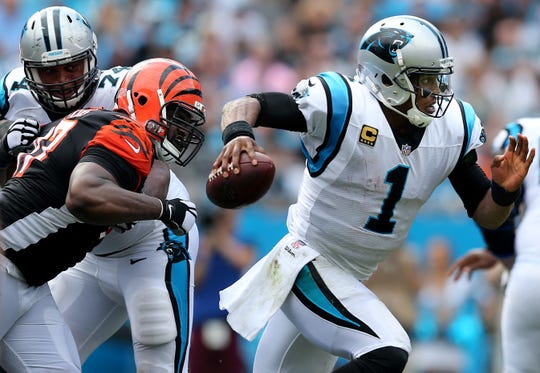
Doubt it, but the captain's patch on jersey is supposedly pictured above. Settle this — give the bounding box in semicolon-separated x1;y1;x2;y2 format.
359;125;378;147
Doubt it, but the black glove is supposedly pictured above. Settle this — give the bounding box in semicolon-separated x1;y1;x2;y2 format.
158;198;197;235
4;118;40;156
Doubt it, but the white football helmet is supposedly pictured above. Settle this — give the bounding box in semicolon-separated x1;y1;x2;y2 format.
356;15;454;127
19;6;99;115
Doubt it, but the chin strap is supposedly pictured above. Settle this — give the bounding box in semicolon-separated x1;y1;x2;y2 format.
378;97;433;128
406;107;433;128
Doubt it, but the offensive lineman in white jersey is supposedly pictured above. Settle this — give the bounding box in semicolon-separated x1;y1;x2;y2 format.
449;118;540;372
210;15;535;372
0;7;204;372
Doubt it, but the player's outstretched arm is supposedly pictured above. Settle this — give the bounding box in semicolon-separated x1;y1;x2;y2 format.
213;92;306;177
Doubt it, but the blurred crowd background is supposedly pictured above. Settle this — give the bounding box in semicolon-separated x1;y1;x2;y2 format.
1;0;538;372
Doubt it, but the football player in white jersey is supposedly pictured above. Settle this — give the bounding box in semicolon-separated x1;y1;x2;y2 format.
210;15;535;372
449;118;540;372
0;7;204;372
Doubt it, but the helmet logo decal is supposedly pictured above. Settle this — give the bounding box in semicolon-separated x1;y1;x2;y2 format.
360;28;414;64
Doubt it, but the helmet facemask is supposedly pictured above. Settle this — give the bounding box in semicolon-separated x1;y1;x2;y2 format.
395;62;454;128
146;100;205;166
24;50;99;115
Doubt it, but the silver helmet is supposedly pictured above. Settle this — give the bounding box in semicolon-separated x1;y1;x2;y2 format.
19;6;99;114
356;15;454;127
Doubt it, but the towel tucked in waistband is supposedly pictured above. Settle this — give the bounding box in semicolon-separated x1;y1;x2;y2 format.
219;234;320;341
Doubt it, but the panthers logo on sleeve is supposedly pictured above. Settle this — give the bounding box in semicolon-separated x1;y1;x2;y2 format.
292;78;313;99
359;28;414;63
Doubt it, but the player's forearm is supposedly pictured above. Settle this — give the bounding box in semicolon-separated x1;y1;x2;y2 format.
141;159;170;200
67;162;161;224
220;97;261;131
67;182;162;225
472;189;514;229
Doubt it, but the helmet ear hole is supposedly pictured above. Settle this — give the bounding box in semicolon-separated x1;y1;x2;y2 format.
137;96;148;105
381;75;393;87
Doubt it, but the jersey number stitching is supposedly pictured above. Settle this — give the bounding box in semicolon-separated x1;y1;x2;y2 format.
13;119;77;177
364;165;409;234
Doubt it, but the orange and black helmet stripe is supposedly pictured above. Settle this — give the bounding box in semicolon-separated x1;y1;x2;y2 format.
160;64;202;99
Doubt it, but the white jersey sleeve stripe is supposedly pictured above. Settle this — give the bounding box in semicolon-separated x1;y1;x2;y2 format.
302;72;352;177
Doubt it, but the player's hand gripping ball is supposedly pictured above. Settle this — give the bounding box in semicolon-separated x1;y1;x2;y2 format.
206;152;276;209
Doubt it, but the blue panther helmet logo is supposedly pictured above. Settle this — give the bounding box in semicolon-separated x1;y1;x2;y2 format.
360;27;414;64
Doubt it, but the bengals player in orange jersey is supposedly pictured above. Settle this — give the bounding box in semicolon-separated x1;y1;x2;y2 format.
0;56;202;372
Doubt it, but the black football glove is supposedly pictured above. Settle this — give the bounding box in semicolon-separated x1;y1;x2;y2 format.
4;118;40;156
158;198;197;235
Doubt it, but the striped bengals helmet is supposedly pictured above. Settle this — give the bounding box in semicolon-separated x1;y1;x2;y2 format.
115;58;206;166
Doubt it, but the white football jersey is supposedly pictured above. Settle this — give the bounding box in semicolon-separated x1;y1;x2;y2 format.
0;66;130;123
491;118;540;260
287;72;485;280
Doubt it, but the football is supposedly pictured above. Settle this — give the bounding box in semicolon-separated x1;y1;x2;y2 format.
206;151;276;209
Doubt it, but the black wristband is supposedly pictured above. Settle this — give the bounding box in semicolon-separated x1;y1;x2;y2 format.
222;120;255;144
491;180;521;206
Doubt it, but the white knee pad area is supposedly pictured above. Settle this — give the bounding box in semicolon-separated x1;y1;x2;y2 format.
131;288;177;345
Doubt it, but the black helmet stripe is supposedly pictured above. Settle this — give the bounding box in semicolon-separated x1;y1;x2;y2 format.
53;8;62;50
159;65;201;98
40;10;51;51
125;69;141;92
40;8;62;51
172;88;202;100
167;76;200;98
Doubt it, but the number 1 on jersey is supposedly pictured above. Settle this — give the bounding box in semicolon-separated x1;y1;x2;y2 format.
364;165;409;234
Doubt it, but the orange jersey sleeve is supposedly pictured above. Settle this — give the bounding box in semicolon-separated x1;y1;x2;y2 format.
84;117;154;181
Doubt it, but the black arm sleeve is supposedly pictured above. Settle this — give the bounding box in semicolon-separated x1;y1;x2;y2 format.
448;149;491;217
479;185;522;258
248;92;307;132
480;220;516;258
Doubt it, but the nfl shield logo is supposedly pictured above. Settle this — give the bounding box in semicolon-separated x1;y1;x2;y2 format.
401;144;411;156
